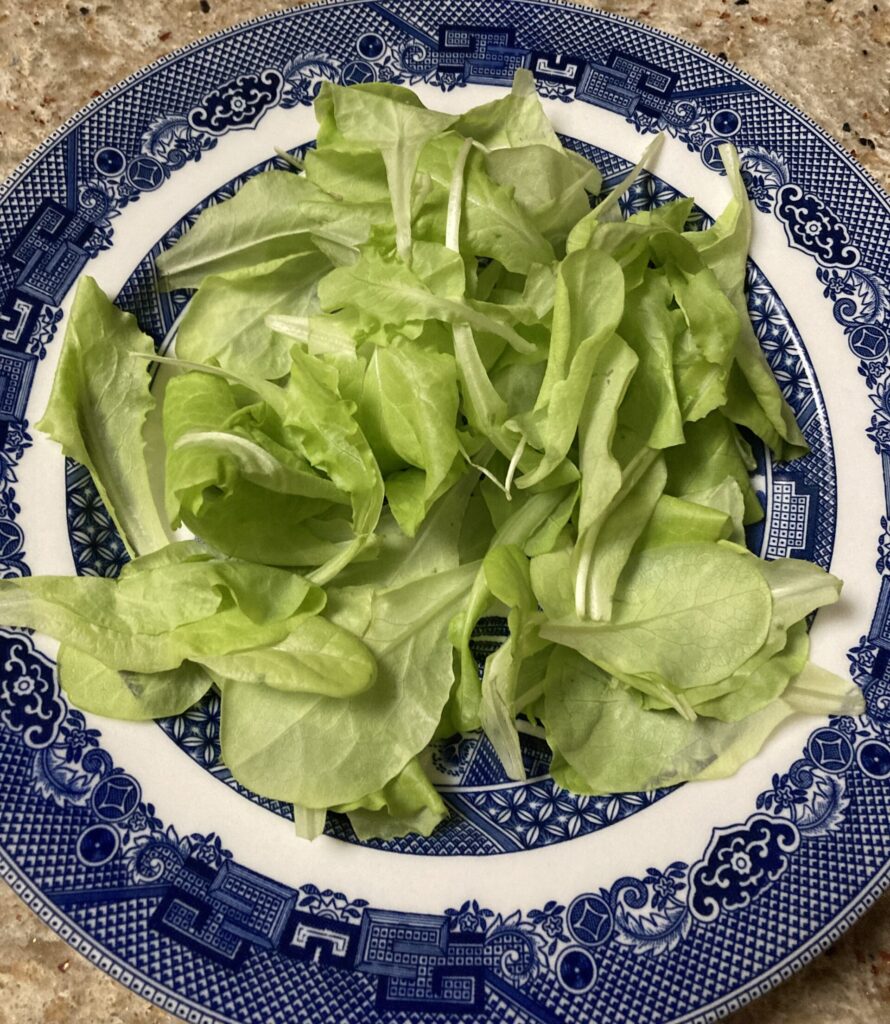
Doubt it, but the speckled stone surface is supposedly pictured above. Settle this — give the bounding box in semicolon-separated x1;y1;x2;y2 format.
0;2;888;1023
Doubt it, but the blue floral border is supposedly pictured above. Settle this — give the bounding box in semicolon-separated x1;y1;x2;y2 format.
0;2;888;1022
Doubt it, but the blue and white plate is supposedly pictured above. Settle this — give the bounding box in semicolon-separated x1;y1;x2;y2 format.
2;2;889;1021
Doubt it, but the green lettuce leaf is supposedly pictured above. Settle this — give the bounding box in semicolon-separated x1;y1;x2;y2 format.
512;247;626;489
687;145;807;459
417;133;555;273
335;757;447;840
174;252;330;381
220;561;477;808
545;646;862;794
318;242;537;354
36;276;170;556
360;345;461;535
203;615;376;697
0;553;323;672
479;544;548;779
155;171;382;289
162;371;351;566
58;647;213;721
542;541;773;689
318;81;456;263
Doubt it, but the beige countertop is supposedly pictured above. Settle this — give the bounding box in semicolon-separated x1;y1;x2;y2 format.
1;2;889;1023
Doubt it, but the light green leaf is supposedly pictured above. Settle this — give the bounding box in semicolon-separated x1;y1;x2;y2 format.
361;345;461;535
203;615;376;697
485;144;601;248
36;276;170;556
686;144;807;459
155;172;379;289
220;561;477;808
0;555;323;672
321;81;456;262
543;542;772;689
619;270;685;449
544;646;843;793
455;69;563;152
319;242;537;353
448;487;572;731
175;252;330;381
634;493;733;551
665;411;762;524
335;757;447;840
418;133;555;273
58;646;213;721
513;247;626;489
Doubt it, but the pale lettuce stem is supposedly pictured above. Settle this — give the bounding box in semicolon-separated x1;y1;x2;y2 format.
595;133;664;222
574;446;658;619
129;350;249;386
384;147;417;266
514;680;544;713
457;437;510;497
292;804;327;841
308;536;370;587
504;435;527;496
265;314;310;342
275;148;305;172
449;138;523;499
445;136;474;253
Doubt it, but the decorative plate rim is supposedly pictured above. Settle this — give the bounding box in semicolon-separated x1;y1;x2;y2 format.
2;0;889;211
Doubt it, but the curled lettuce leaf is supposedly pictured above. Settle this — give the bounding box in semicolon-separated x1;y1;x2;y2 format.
37;276;170;557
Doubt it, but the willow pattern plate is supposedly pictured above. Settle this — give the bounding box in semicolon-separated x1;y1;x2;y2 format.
1;3;889;1022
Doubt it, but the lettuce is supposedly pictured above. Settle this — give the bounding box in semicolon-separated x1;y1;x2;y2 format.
36;276;170;557
11;71;862;841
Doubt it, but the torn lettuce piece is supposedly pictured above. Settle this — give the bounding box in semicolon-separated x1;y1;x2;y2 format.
454;68;564;152
155;171;384;290
448;487;574;732
569;334;640;619
220;562;477;809
618;270;685;449
545;646;862;794
0;553;324;673
318;242;537;354
512;247;626;490
163;372;352;567
58;647;213;721
478;544;549;780
665;411;763;524
317;81;456;263
543;542;773;690
335;758;448;840
416;132;555;273
174;251;330;381
686;144;807;460
360;345;462;536
484;143;601;250
36;276;170;557
201;615;377;698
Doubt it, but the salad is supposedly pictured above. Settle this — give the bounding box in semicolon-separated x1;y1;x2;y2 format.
0;71;863;841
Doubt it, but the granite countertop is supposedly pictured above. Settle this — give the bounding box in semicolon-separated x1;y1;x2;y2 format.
0;1;888;1023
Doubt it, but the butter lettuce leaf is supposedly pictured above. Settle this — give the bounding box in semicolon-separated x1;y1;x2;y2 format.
36;276;170;557
220;562;477;808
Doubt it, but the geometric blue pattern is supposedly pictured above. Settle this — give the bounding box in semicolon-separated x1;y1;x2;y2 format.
0;2;889;1023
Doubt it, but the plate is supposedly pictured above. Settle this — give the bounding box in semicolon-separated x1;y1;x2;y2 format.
1;2;889;1022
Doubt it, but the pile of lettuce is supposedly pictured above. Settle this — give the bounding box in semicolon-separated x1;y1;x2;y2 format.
2;72;863;840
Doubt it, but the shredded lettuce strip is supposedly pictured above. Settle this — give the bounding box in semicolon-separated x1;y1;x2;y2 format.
11;70;863;842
